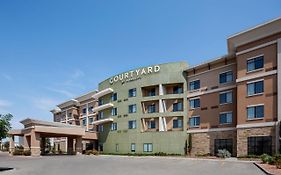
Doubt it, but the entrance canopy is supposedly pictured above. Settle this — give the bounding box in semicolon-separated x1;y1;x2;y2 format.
8;118;98;156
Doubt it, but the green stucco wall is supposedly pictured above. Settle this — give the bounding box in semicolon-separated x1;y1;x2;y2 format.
98;62;188;155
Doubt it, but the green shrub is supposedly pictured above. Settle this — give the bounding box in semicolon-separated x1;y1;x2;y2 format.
23;150;31;156
217;149;231;158
154;152;167;156
261;154;275;164
274;155;281;169
85;149;99;155
12;149;24;156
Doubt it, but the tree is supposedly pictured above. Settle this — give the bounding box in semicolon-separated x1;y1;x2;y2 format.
0;114;13;147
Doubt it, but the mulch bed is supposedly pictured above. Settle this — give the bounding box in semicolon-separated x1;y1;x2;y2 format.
256;162;281;175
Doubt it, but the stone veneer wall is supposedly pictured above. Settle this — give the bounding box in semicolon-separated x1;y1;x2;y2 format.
190;130;237;156
237;126;276;157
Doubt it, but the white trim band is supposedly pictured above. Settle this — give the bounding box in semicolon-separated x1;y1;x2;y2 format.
236;122;277;129
236;70;277;83
187;127;236;134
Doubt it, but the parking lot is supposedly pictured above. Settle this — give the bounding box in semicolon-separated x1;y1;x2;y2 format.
0;152;264;175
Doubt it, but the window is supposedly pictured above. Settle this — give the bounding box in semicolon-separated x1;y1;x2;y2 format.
111;123;117;131
129;104;137;113
98;111;104;119
189;80;200;90
189;98;200;109
128;120;137;129
111;93;117;101
173;86;183;94
147;104;156;113
131;143;136;152
219;112;232;124
88;106;94;113
82;118;87;126
215;139;233;156
219;71;233;84
89;117;94;124
247;80;264;96
82;108;87;114
115;144;119;152
247;55;264;72
98;99;103;106
147;120;156;129
148;88;156;96
248;136;272;155
173;102;183;112
189;116;200;128
67;113;72;119
129;88;137;97
219;91;233;104
173;119;183;128
247;105;264;119
98;125;104;132
111;108;118;116
143;143;153;152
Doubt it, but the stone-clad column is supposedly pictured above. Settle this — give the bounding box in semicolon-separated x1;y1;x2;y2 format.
23;135;29;151
75;136;83;154
9;136;15;153
67;137;74;155
30;131;41;156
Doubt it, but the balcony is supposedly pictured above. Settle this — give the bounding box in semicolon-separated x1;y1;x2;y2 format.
93;103;114;113
142;85;159;97
163;83;184;95
92;118;114;125
92;88;114;99
142;100;159;114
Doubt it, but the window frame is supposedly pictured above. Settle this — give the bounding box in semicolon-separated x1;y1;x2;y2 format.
219;70;233;84
247;104;264;120
189;97;200;109
111;122;118;131
247;79;264;96
189;79;200;91
143;143;153;152
189;116;200;128
219;91;233;105
111;107;118;116
219;111;233;125
247;55;264;73
128;88;137;98
128;120;137;129
128;104;137;113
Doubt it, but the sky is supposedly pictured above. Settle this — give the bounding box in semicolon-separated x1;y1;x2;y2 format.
0;0;280;129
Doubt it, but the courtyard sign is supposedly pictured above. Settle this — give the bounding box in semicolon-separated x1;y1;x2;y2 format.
109;65;161;84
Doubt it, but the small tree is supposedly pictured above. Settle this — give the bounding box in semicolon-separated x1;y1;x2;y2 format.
0;114;13;147
188;133;192;155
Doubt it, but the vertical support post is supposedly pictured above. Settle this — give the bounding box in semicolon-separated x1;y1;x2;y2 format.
30;131;41;156
277;39;281;154
9;136;15;153
23;135;29;151
67;137;74;155
75;136;83;154
41;137;46;155
86;103;89;131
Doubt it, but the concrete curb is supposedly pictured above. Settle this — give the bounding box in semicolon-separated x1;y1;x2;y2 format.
253;162;274;175
98;155;256;163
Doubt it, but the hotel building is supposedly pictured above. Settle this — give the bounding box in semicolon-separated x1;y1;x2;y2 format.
9;17;281;156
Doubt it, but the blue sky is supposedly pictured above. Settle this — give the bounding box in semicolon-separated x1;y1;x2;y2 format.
0;0;280;129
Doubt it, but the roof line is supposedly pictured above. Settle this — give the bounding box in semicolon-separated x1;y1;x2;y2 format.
227;16;281;39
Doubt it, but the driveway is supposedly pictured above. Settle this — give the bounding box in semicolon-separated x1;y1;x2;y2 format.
0;153;265;175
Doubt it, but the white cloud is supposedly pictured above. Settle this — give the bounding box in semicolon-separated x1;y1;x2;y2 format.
0;99;12;108
33;97;60;111
46;87;75;98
